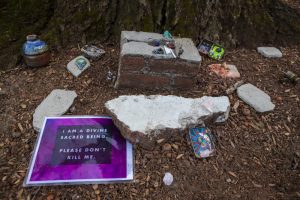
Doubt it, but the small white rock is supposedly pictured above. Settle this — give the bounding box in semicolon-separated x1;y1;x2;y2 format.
163;172;173;186
257;47;282;58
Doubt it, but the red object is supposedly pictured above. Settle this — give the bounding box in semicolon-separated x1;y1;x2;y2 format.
166;42;175;49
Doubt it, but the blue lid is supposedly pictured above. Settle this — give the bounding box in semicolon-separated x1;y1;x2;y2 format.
23;35;48;56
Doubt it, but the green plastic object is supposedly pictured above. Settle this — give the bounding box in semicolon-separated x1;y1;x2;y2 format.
209;44;225;60
163;31;172;39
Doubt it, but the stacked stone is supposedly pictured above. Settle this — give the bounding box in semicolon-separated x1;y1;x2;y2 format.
115;31;202;89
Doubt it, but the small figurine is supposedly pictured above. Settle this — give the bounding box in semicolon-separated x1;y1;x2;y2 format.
163;31;173;40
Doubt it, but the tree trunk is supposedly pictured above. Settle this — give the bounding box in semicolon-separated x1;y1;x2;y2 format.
0;0;300;70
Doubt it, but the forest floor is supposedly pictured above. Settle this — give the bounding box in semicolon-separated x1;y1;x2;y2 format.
0;43;299;200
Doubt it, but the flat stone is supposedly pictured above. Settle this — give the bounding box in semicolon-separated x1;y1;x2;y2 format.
121;31;163;45
105;95;230;149
67;56;91;77
257;47;282;58
33;89;77;131
237;83;275;113
209;63;240;78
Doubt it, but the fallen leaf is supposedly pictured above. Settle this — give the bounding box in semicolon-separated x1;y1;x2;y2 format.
171;144;179;150
157;139;165;144
176;154;184;159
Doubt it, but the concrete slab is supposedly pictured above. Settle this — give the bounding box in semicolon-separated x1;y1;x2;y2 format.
121;40;201;63
33;89;77;131
237;83;275;113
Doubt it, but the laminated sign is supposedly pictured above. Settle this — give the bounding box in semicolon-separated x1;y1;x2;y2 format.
24;116;133;186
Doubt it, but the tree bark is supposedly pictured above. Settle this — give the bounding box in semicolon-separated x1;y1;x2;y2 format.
0;0;300;70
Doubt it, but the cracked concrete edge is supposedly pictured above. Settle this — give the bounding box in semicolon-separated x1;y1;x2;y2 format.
105;99;229;150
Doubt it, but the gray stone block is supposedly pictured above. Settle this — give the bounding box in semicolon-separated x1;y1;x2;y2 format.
237;83;275;113
33;89;77;131
121;31;163;45
257;47;282;58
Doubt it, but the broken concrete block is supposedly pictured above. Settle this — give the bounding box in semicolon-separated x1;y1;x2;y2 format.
237;83;275;113
33;89;77;131
209;63;240;78
67;56;91;77
257;47;282;58
105;95;230;149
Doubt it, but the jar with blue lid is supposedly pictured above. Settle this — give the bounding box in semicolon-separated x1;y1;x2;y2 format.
22;34;50;67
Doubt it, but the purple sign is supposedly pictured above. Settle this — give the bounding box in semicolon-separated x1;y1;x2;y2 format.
24;116;133;186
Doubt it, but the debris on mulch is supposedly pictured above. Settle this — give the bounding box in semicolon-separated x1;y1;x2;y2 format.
0;43;299;199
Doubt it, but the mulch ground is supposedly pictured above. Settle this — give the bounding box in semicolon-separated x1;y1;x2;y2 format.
0;42;299;200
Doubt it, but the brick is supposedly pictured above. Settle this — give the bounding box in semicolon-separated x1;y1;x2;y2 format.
173;76;195;88
115;73;171;89
121;56;145;72
149;59;199;76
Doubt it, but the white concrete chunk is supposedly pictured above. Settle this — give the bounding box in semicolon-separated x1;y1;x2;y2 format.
105;95;230;148
237;83;275;113
257;47;282;58
33;89;77;131
67;56;91;77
